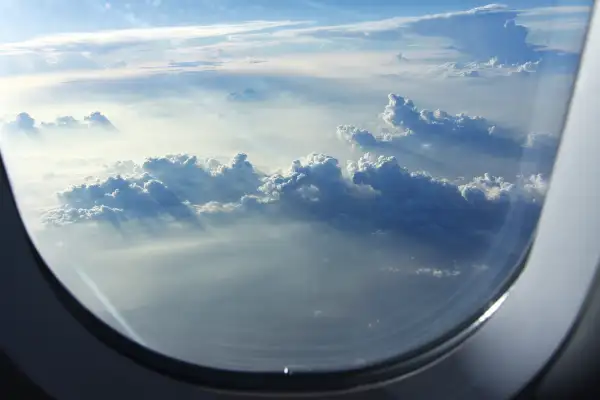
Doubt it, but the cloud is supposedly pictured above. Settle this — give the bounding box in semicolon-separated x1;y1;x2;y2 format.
0;21;309;54
261;153;542;248
227;88;265;102
290;4;582;74
520;5;591;17
44;150;546;253
140;153;262;204
43;176;199;228
167;60;222;69
0;19;309;76
338;93;559;160
404;4;579;72
0;51;101;77
48;68;364;106
406;5;535;64
2;112;117;134
44;153;262;227
337;125;380;148
432;57;541;79
84;112;117;130
1;112;39;135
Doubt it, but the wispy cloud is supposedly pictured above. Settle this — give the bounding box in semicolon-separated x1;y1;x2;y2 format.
0;20;310;52
519;5;591;17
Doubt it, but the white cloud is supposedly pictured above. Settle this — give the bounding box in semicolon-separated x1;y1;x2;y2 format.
0;21;309;52
0;3;586;82
2;112;38;134
431;57;541;79
286;4;583;74
2;111;116;134
519;5;591;17
338;93;559;161
43;148;546;255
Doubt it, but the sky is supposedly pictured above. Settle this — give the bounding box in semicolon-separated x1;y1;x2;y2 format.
0;0;593;372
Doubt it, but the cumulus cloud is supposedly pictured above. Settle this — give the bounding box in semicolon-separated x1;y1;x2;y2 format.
2;112;116;134
44;153;262;227
337;125;380;148
405;4;580;73
42;175;198;228
433;57;541;79
84;112;117;130
407;5;535;64
44;150;546;253
1;112;39;135
140;153;262;204
380;94;516;155
294;4;580;74
267;153;542;249
338;93;559;160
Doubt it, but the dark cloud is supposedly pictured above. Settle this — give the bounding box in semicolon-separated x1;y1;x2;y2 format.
44;150;546;254
258;153;543;250
396;52;409;62
2;112;116;134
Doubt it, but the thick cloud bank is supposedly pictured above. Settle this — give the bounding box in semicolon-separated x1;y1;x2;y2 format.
406;4;580;72
1;111;116;135
43;153;261;227
339;93;559;160
44;150;546;252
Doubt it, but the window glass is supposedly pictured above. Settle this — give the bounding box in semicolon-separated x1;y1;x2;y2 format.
0;0;592;372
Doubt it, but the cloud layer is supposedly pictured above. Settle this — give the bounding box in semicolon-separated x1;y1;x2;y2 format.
1;111;116;134
296;4;583;75
409;4;582;73
407;5;536;65
339;93;559;161
43;153;261;226
0;3;585;80
44;150;547;253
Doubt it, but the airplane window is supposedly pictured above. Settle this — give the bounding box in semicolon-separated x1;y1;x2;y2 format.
0;0;593;374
